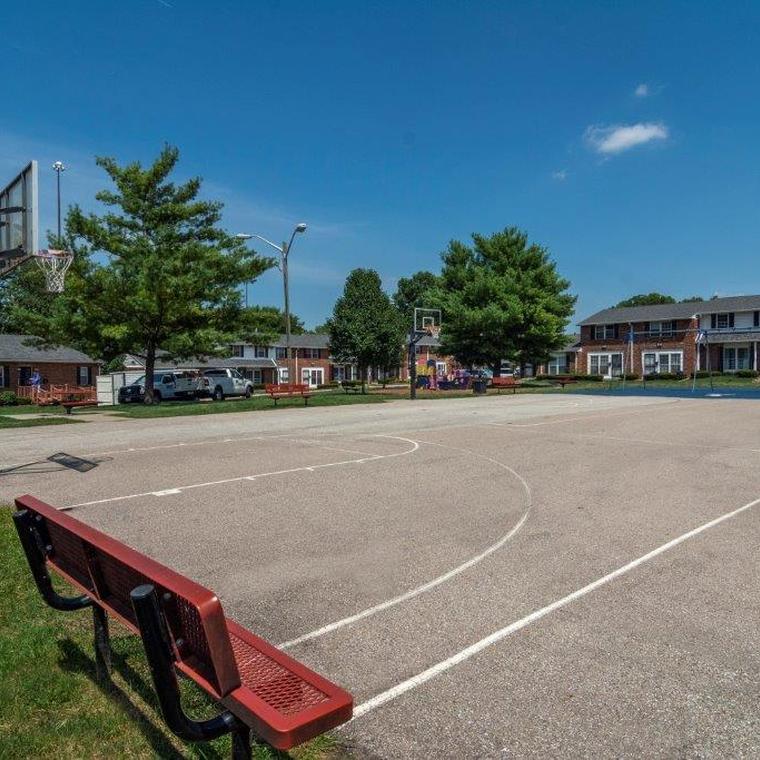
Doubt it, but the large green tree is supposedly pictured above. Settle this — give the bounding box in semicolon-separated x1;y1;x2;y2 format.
615;292;676;308
237;305;305;344
327;268;405;391
13;146;273;400
433;227;576;374
392;271;440;329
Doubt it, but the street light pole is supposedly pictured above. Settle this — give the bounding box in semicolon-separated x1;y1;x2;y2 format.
235;224;306;385
52;161;66;243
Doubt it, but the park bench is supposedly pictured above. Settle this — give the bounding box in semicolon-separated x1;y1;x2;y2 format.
61;399;99;414
546;375;578;389
490;376;522;394
264;383;312;406
12;495;353;757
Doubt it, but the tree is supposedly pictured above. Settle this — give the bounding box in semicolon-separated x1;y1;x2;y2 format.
432;227;576;374
312;321;331;334
12;146;273;401
680;295;704;303
237;305;305;344
615;293;676;308
327;268;405;392
393;271;440;328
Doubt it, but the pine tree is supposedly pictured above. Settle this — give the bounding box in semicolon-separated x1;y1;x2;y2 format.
328;269;405;392
433;227;576;374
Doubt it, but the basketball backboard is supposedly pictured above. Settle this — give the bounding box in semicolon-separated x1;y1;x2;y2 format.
414;307;442;334
0;161;38;277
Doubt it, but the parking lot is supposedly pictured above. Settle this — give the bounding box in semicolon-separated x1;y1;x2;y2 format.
2;392;759;758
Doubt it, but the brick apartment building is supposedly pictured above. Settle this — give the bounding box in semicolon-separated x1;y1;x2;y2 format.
574;295;760;377
0;334;99;393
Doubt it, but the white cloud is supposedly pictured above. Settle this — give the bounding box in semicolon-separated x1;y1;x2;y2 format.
551;169;568;181
634;83;649;97
584;122;669;155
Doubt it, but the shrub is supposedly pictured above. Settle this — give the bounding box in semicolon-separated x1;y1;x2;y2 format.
15;396;32;405
690;371;723;379
644;372;686;381
0;391;18;406
735;370;759;378
622;373;640;381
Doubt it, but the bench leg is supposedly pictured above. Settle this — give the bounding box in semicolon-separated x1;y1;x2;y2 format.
93;605;113;685
130;584;244;744
12;509;92;612
231;726;252;759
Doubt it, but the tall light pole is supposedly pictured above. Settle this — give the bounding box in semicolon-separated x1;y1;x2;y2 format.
236;223;307;384
52;161;66;243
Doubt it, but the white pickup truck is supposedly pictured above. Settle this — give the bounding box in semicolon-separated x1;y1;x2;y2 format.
198;368;254;401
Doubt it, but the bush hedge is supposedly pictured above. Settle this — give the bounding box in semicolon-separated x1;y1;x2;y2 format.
0;391;18;406
735;369;759;378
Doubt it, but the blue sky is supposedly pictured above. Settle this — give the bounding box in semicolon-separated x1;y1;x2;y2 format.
4;1;760;329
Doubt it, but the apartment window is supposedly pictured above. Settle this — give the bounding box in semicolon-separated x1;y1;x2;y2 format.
547;354;569;375
275;346;287;359
0;366;5;387
19;367;32;386
723;346;750;371
230;344;245;358
754;311;759;327
642;351;683;375
279;367;289;382
712;313;735;330
588;352;623;377
253;346;268;358
304;348;320;359
648;321;675;337
77;366;92;386
593;324;616;340
252;369;262;384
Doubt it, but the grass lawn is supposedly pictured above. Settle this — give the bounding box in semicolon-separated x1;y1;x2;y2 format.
108;390;387;418
0;508;343;759
0;415;82;429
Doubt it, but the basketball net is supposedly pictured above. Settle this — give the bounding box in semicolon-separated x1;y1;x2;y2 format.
34;249;73;293
427;325;441;340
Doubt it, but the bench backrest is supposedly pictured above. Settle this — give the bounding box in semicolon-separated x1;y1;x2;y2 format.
265;383;310;394
492;376;518;385
14;494;240;699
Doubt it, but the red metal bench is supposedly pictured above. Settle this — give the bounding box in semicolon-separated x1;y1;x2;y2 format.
12;495;352;757
547;375;578;388
490;376;522;394
264;383;312;406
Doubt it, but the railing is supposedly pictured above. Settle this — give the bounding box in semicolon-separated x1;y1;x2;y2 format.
16;384;97;405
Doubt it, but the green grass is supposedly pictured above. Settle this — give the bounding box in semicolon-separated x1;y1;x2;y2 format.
0;508;345;759
0;404;67;415
108;391;387;418
0;415;82;428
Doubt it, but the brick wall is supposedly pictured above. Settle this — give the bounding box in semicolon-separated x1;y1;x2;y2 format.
0;362;99;394
577;318;698;375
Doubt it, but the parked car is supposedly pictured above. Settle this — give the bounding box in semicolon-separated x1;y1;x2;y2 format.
117;371;201;404
198;368;254;401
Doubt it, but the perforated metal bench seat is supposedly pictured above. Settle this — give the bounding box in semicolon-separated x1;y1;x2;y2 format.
13;495;353;751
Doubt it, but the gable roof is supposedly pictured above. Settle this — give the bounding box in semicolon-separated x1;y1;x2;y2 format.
0;334;98;364
579;295;760;326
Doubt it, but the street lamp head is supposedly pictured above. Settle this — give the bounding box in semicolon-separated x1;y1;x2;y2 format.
235;233;252;240
295;223;307;233
52;161;66;172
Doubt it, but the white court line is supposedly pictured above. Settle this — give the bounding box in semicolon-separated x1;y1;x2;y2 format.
59;436;419;510
349;493;760;721
280;440;532;649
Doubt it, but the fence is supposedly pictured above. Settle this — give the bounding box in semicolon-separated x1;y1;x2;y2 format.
16;384;97;406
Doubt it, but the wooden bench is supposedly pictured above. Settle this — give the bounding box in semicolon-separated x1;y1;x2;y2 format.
490;376;522;394
546;375;578;389
264;383;312;406
12;495;352;757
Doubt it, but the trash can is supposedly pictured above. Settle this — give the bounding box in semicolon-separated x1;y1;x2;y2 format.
472;379;487;395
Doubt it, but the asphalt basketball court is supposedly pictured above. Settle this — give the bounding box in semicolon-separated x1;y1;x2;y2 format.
3;391;759;758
